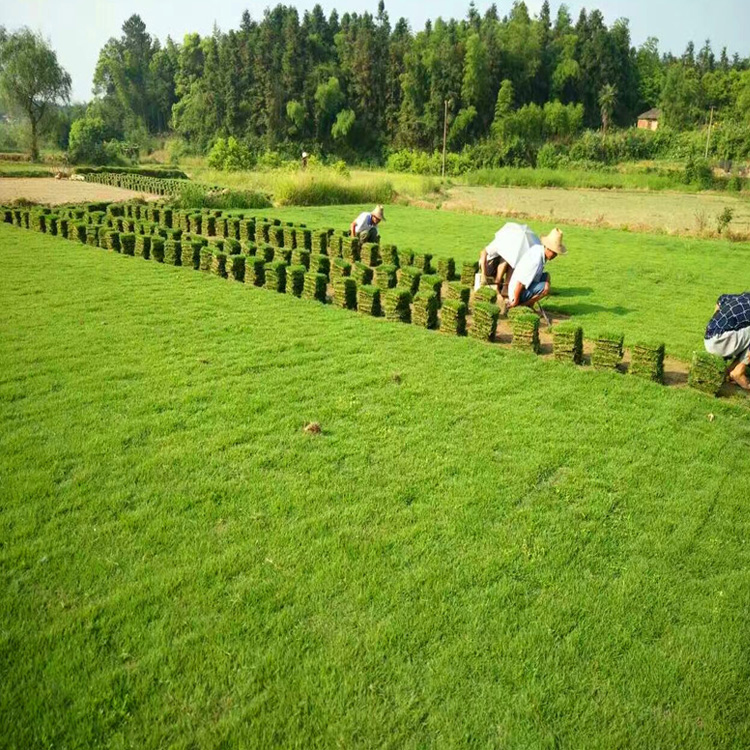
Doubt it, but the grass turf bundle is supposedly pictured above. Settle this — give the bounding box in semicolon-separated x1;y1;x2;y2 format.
374;264;397;290
297;227;312;250
360;242;381;267
163;239;181;265
135;233;151;259
436;257;456;281
309;253;330;277
630;340;665;383
331;258;352;281
146;236;162;262
30;212;46;233
381;244;400;267
473;286;497;307
461;261;479;286
273;247;292;264
199;247;212;272
57;218;69;239
241;241;257;257
333;277;357;309
245;257;265;286
326;234;342;259
291;248;310;269
188;214;202;235
412;252;432;273
212;252;228;278
508;308;541;353
116;232;134;256
357;285;381;316
283;227;297;249
397;266;422;295
227;218;241;240
352;261;374;285
688;352;726;395
215;218;228;238
85;225;100;247
341;237;360;263
269;226;284;247
440;299;467;336
552;322;583;364
412;292;439;329
302;272;327;302
105;230;121;252
223;238;241;256
239;219;255;242
226;254;245;282
470;302;500;342
286;264;306;296
257;221;271;243
592;332;624;371
311;230;327;254
264;261;286;292
181;240;202;269
259;244;275;263
419;274;443;303
444;282;471;306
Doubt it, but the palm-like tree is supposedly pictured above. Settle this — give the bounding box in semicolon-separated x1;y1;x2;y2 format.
598;84;618;136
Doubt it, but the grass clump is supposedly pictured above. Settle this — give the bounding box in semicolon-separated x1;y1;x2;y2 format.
630;340;666;383
397;266;422;295
470;302;500;342
286;264;306;297
592;332;625;371
440;299;467;336
444;282;471;306
357;285;381;316
264;261;287;293
374;264;397;291
383;288;412;323
688;351;727;395
552;322;583;364
302;272;327;302
508;308;541;353
412;291;439;329
333;277;357;309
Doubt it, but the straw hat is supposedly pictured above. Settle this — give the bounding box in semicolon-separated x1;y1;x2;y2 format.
541;227;567;255
371;205;385;221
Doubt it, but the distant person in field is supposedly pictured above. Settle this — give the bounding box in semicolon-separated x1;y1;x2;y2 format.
506;227;567;308
301;151;309;170
704;292;750;390
350;205;385;243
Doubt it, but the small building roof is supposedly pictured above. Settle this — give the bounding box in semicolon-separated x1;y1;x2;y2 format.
638;108;662;120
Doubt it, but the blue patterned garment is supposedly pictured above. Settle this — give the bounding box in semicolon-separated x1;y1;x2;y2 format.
705;292;750;339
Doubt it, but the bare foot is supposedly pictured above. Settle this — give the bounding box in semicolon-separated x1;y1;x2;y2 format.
729;363;750;390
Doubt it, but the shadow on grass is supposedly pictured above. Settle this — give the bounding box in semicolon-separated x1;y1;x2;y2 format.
551;286;595;298
549;302;632;317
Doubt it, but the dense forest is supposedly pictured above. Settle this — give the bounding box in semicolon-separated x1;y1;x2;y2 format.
4;2;750;166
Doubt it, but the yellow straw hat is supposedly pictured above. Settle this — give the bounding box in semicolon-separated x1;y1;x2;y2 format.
541;227;567;255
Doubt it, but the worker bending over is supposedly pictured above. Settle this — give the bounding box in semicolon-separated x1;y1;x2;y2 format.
350;205;385;243
704;291;750;390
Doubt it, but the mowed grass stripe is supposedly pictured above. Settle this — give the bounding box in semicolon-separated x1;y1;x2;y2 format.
1;224;750;748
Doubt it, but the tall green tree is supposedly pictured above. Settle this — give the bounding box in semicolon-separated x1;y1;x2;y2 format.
598;83;617;134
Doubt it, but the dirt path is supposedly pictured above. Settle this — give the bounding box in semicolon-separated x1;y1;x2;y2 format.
0;178;159;205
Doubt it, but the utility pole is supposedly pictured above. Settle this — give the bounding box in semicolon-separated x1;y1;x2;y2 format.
704;106;714;159
441;99;448;181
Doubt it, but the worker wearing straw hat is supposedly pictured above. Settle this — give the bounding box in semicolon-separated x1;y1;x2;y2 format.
350;205;385;244
507;227;567;309
479;221;542;295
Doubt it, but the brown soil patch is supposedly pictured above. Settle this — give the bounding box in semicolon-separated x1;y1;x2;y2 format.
0;178;159;206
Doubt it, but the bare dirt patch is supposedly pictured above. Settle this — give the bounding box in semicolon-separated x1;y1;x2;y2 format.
0;178;159;206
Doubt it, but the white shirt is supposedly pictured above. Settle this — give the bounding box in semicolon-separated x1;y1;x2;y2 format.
485;222;542;268
508;245;546;304
354;212;374;234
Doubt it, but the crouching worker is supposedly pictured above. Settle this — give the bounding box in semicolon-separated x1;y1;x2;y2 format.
704;291;750;390
507;227;567;308
351;205;385;243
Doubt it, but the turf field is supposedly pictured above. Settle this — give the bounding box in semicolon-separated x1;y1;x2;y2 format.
1;221;749;747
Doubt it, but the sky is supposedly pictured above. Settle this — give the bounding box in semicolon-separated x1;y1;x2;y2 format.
1;0;748;102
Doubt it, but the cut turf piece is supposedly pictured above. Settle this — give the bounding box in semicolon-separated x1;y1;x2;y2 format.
274;247;292;264
473;286;497;307
164;239;181;265
105;230;121;252
360;243;381;267
224;238;241;256
85;225;100;247
688;351;726;395
436;257;456;281
383;289;412;323
374;264;397;291
357;285;381;316
311;230;328;255
269;226;284;247
199;247;212;272
308;253;330;278
440;299;467;336
239;219;255;242
412;252;432;273
630;340;666;383
181;240;203;270
150;237;165;263
134;234;151;263
352;261;374;285
397;266;422;295
461;261;479;286
241;241;257;257
227;218;241;240
419;274;443;304
444;282;471;306
119;233;136;256
286;264;306;297
326;234;342;259
470;302;500;342
212;252;228;278
298;228;312;250
291;248;310;269
264;261;286;293
330;258;352;281
552;322;583;364
412;291;439;329
508;307;541;353
381;244;400;267
341;237;360;263
592;331;625;371
245;257;265;287
260;244;275;263
227;254;246;282
302;272;327;302
333;277;357;309
283;227;297;249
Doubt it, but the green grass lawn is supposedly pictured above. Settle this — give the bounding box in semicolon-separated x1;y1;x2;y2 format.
1;224;750;747
263;204;750;360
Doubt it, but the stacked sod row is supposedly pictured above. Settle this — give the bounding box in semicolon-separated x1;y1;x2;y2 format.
688;352;727;395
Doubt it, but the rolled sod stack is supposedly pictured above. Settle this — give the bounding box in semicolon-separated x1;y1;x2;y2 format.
227;254;246;282
688;352;727;395
341;237;360;263
164;239;181;265
286;264;306;297
419;274;443;303
630;340;665;383
412;252;432;273
383;289;412;323
151;237;165;263
309;253;330;277
412;292;439;329
508;307;540;353
374;264;397;290
302;272;327;302
444;282;471;306
105;230;121;252
311;230;327;254
440;299;467;336
360;243;381;267
199;247;212;272
470;302;500;341
120;233;136;257
333;277;357;309
437;257;456;281
291;248;310;269
245;257;265;286
135;233;151;259
212;252;228;278
592;332;624;370
357;285;381;316
397;266;422;295
473;286;497;305
552;322;583;364
352;262;374;286
264;261;286;292
461;261;478;286
331;258;351;281
381;244;400;267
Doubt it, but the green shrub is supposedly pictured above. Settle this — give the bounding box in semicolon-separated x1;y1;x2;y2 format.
592;332;624;370
374;264;397;290
360;242;381;267
440;299;467;336
460;261;478;286
357;285;381;316
309;253;330;277
286;264;306;296
302;272;327;303
412;292;439;329
245;257;265;286
629;340;665;383
331;258;352;281
333;277;357;309
688;351;726;395
471;302;500;341
552;322;583;364
227;254;245;282
264;261;286;292
383;289;412;323
397;266;422;295
419;274;443;303
444;282;471;306
436;257;456;281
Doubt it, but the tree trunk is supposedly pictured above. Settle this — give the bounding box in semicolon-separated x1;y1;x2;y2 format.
29;116;40;162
